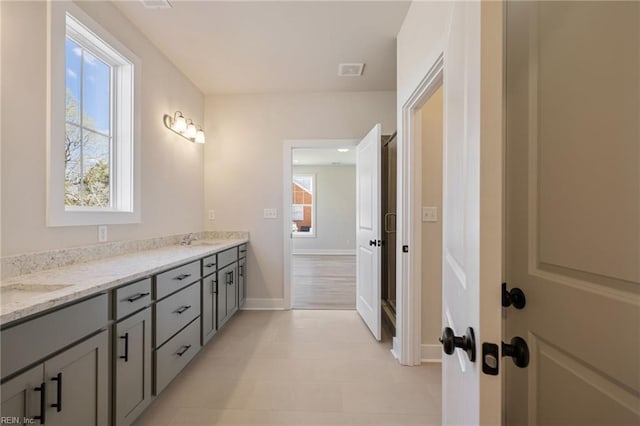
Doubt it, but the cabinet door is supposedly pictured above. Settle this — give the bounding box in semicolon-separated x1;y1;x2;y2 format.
44;330;109;426
217;266;228;327
225;263;238;318
0;365;44;425
201;274;217;343
238;258;246;308
114;308;151;426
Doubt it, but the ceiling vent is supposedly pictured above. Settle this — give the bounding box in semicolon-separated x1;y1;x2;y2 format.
338;63;365;77
140;0;172;9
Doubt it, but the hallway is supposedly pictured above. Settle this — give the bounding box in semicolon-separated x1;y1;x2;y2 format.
292;255;356;309
135;310;441;425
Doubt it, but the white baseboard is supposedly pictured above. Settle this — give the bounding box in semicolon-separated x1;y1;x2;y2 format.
292;249;356;256
421;344;443;363
241;298;286;310
391;336;400;360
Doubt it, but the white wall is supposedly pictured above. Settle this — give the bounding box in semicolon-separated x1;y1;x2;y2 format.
204;91;396;301
420;86;443;348
292;165;356;254
1;1;204;256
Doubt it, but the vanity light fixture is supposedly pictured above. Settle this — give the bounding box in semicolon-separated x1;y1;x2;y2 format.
163;111;206;144
337;148;350;152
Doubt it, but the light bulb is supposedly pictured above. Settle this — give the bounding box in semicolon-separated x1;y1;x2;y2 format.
173;112;187;133
195;129;205;144
185;122;197;139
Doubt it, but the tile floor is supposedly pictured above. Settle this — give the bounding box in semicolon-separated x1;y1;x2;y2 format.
135;310;441;426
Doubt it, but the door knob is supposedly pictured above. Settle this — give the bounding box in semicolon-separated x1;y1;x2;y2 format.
502;336;529;368
369;239;381;247
502;282;526;309
439;326;476;362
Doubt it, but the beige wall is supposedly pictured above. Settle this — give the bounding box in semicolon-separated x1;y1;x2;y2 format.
292;165;356;253
1;1;204;256
420;86;443;346
204;91;396;300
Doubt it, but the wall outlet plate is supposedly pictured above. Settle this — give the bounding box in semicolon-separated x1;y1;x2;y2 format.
98;225;108;242
208;210;215;220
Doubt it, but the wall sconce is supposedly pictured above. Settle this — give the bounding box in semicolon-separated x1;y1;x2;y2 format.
163;111;206;144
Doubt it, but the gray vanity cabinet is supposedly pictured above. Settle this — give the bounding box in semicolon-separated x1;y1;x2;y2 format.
201;272;218;344
0;330;109;426
0;365;42;425
236;244;247;308
113;307;152;426
217;263;237;328
44;330;109;426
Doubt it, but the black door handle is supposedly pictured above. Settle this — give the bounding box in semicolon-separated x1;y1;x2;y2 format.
369;240;381;247
176;344;192;356
34;382;46;424
175;305;191;314
174;273;191;281
502;336;529;368
120;333;129;362
51;373;62;412
226;271;233;285
126;292;150;303
211;278;217;294
439;326;476;362
502;283;526;309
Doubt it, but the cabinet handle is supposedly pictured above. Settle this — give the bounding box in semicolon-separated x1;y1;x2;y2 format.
126;292;150;303
204;263;216;268
175;305;191;314
174;273;191;281
239;265;244;277
120;333;129;362
51;373;62;412
176;344;192;356
34;382;46;424
211;278;217;295
226;271;233;285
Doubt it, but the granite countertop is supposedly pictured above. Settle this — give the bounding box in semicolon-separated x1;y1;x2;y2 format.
0;238;248;326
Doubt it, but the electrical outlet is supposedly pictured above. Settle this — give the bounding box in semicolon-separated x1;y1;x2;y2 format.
422;207;438;222
208;210;215;220
263;208;278;219
98;225;108;242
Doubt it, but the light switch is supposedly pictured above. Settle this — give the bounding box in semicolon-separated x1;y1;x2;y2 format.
263;208;278;219
422;206;438;222
208;210;215;220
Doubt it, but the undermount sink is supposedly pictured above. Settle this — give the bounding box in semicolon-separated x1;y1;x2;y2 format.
1;283;73;305
184;240;223;247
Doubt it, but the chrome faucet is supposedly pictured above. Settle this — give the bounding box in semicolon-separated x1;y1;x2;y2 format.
180;233;197;246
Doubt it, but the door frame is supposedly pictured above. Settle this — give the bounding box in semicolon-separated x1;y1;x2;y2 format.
282;139;358;310
398;54;444;366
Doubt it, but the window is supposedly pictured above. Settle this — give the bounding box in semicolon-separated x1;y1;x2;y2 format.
292;175;315;237
48;2;140;226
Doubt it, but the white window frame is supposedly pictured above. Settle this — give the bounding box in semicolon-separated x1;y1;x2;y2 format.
47;1;141;226
291;174;316;238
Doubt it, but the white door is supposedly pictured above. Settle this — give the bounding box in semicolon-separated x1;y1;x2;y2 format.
356;123;382;341
440;2;503;424
505;2;640;424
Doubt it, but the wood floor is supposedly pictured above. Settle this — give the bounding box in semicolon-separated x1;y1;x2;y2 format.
135;310;441;426
291;255;356;309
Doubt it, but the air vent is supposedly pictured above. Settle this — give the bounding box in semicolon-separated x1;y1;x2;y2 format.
141;0;172;9
338;63;365;77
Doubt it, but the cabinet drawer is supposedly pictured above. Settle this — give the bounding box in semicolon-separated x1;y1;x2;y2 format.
155;283;200;347
154;318;200;394
218;247;238;269
114;278;151;320
238;244;247;259
1;293;108;379
155;261;200;300
202;254;217;277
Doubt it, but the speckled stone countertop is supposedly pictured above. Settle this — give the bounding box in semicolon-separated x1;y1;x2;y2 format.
0;238;248;326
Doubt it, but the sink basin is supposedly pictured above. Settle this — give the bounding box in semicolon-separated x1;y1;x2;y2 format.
184;240;223;247
1;283;73;305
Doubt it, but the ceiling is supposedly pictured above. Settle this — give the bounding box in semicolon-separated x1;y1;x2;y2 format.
293;148;355;166
113;1;411;94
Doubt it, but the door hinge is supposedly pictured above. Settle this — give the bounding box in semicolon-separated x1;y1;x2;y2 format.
402;245;409;253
